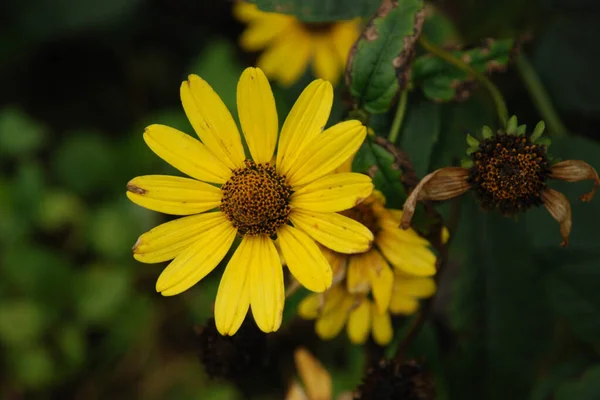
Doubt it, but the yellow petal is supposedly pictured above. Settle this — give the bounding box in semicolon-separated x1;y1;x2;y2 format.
347;299;371;344
321;285;346;315
290;210;373;254
215;237;253;336
143;124;231;184
290;173;374;212
331;21;359;65
257;27;312;87
394;276;436;298
286;120;367;187
298;293;321;320
389;295;419;315
346;253;370;294
277;225;332;293
240;18;293;51
377;230;437;276
367;249;394;314
380;211;431;246
180;74;245;169
315;294;353;340
312;35;342;86
249;236;284;333
126;175;222;215
285;381;308;400
294;348;332;400
156;220;236;296
371;305;393;346
237;67;278;164
232;1;263;22
320;245;347;278
276;79;333;176
133;212;228;263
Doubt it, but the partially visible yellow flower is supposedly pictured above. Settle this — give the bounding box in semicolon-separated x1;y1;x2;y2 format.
127;67;374;336
298;187;438;346
286;347;353;400
234;1;361;86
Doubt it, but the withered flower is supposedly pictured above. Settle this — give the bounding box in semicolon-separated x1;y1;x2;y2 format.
401;116;599;246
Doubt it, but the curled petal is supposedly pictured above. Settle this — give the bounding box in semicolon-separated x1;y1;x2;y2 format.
293;348;332;400
401;167;470;229
550;160;599;202
541;188;572;247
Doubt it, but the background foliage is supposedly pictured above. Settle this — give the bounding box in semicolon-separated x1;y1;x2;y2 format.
1;0;600;399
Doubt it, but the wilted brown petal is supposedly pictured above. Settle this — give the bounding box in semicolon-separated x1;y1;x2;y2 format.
550;160;599;202
401;167;471;229
541;188;572;247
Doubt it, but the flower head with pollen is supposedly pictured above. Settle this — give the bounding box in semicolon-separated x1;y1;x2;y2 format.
298;187;438;346
401;116;599;247
127;67;374;336
234;1;360;86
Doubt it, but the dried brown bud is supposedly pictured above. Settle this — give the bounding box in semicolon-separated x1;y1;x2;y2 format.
550;160;599;202
401;167;470;229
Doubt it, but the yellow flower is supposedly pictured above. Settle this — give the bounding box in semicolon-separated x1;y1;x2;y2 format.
127;67;374;336
234;1;360;86
298;190;437;346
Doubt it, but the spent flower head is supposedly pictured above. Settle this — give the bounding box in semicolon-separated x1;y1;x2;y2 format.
234;1;360;86
127;67;374;336
401;116;599;246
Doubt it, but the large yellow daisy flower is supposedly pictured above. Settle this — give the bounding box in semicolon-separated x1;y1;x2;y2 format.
298;189;438;346
234;2;360;86
126;67;374;336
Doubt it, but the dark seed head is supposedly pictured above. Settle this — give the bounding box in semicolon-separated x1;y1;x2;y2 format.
220;160;292;237
341;202;380;235
467;132;551;215
354;359;434;400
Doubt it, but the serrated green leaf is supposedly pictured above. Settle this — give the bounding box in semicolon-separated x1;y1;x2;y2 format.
412;39;514;102
347;0;425;114
250;0;379;22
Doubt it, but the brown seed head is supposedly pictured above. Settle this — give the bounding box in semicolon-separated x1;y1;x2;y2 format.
220;160;292;237
342;202;380;235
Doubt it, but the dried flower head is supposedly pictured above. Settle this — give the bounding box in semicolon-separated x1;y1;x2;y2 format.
401;116;599;246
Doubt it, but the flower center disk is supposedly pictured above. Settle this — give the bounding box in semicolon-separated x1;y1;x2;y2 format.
342;203;379;235
467;133;551;214
220;160;292;237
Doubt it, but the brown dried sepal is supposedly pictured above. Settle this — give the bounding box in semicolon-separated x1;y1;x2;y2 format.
401;167;471;229
541;188;572;247
550;160;599;202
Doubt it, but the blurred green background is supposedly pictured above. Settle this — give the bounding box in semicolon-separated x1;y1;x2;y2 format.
1;0;600;399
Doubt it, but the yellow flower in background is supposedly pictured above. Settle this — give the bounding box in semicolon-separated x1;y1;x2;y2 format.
234;1;360;86
127;67;373;336
298;188;438;346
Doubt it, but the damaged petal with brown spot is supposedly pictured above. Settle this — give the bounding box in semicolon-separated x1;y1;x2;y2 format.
541;188;572;247
549;160;600;202
220;160;292;237
401;167;471;229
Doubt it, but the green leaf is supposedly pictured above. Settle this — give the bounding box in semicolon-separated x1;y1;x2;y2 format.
75;266;131;325
412;39;514;102
250;0;379;22
347;0;425;114
0;107;47;156
12;346;56;389
556;365;600;400
545;252;600;347
0;301;47;347
398;97;441;177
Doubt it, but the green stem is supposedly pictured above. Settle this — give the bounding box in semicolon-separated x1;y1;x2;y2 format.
516;54;568;138
418;35;509;128
388;89;408;144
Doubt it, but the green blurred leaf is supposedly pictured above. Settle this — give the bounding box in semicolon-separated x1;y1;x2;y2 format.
188;39;244;121
0;301;47;347
545;252;600;347
75;266;131;325
412;39;514;102
38;190;86;232
56;324;86;369
12;346;56;389
556;365;600;400
420;6;460;46
398;97;441;177
52;131;117;196
0;107;47;156
250;0;379;22
347;0;424;114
